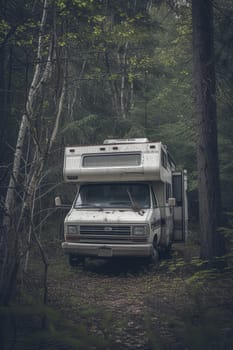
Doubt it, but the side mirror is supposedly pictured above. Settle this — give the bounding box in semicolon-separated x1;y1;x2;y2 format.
55;196;62;207
168;197;176;207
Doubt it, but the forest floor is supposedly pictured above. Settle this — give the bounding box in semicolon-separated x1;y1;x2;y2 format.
25;239;233;350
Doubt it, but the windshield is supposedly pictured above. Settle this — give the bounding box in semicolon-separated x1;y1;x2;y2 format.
74;183;151;209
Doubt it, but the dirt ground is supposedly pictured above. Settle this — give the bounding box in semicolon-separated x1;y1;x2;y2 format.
32;241;233;350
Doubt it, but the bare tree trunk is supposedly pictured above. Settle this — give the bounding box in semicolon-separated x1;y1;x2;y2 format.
192;0;225;259
104;52;121;116
105;43;131;119
4;0;49;224
129;78;134;110
119;42;128;119
0;0;58;306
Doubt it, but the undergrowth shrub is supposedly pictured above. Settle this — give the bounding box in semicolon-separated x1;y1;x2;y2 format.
0;295;107;350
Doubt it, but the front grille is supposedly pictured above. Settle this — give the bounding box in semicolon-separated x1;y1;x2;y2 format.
79;225;131;244
80;225;131;236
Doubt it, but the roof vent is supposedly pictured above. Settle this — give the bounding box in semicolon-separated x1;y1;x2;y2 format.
103;138;149;145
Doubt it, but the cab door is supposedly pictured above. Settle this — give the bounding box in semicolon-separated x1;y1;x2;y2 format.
150;188;161;242
172;170;188;242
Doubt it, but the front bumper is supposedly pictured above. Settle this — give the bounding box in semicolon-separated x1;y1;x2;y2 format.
62;242;153;258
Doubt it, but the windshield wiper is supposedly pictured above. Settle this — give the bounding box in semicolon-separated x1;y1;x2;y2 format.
126;189;144;215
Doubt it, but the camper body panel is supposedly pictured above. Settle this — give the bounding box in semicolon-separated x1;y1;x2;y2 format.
63;142;164;183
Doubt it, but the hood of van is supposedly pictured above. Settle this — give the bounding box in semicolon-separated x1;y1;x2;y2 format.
65;208;151;224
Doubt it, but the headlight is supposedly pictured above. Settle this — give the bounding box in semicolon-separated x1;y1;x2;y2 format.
67;225;79;234
132;226;147;236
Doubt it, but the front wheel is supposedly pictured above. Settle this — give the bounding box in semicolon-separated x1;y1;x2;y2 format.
69;254;85;267
145;243;159;265
150;245;159;263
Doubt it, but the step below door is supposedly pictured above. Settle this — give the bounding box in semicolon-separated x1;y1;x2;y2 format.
172;170;188;242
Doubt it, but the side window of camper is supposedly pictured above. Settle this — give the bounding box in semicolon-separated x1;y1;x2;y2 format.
151;190;158;208
168;154;175;170
161;150;167;169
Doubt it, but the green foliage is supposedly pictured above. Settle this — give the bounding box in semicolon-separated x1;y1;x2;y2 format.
61;114;100;144
219;226;233;245
0;300;107;350
168;304;231;350
144;312;164;350
2;2;233;348
145;268;233;350
217;226;233;269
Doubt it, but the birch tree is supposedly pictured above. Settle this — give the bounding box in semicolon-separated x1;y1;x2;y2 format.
0;0;66;305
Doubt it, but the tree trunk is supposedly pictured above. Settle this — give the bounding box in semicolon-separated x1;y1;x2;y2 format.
0;0;51;306
192;0;225;259
118;42;128;119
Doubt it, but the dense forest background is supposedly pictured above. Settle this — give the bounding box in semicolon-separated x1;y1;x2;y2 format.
1;0;233;219
1;1;233;349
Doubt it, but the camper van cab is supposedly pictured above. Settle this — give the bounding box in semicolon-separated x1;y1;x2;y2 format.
61;138;188;266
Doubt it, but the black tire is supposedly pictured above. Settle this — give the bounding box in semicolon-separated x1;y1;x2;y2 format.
150;245;159;263
145;242;159;265
69;254;85;267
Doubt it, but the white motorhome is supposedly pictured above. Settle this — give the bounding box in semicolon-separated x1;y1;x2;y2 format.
61;138;188;266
